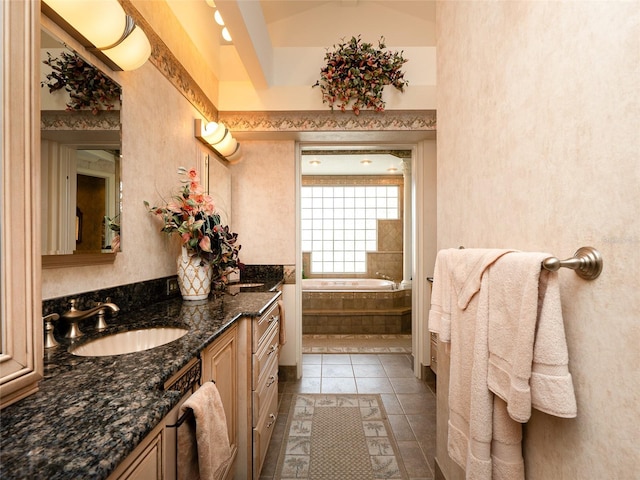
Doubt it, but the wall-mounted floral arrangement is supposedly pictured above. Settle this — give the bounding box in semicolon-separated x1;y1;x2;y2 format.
313;35;408;115
42;51;121;115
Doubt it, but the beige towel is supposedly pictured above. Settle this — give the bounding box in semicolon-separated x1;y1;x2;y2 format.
487;253;577;421
278;299;286;346
178;382;231;480
429;248;514;342
429;248;523;480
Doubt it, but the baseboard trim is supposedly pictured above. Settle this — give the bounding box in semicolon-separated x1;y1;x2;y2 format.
278;365;297;383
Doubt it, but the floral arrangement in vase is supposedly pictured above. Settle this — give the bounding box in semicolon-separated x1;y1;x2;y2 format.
144;167;242;295
313;35;408;115
41;51;121;115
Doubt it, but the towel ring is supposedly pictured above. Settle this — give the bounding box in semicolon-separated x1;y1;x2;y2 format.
541;246;603;280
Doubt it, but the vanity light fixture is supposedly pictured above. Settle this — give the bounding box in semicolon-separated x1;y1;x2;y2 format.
194;119;243;164
41;0;151;71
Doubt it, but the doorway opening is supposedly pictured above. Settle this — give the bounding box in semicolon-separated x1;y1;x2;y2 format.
299;146;413;355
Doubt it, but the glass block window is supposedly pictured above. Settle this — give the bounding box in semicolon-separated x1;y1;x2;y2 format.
301;185;399;273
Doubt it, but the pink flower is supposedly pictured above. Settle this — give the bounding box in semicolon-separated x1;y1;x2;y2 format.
199;236;212;253
186;168;199;181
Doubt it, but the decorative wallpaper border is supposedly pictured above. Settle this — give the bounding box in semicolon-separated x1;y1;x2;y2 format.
121;0;219;122
41;110;120;131
120;2;436;135
219;109;437;133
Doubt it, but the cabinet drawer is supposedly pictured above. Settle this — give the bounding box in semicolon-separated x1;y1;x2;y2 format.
253;300;280;352
252;355;278;426
252;382;278;478
252;324;279;389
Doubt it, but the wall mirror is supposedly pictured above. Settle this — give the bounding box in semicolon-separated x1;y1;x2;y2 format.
40;28;122;268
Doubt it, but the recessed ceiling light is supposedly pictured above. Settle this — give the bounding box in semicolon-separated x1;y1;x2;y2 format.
387;167;398;172
360;159;372;165
309;159;321;165
214;10;225;26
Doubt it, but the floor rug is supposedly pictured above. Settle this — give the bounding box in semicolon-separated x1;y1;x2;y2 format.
275;394;408;479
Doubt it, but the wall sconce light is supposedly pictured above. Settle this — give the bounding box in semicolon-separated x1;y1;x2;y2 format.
194;119;243;164
42;0;151;71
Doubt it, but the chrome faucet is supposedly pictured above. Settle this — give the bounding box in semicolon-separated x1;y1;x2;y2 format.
61;299;120;338
375;272;399;290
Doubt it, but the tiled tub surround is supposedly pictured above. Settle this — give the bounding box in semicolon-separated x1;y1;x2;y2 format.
1;289;280;479
302;287;411;334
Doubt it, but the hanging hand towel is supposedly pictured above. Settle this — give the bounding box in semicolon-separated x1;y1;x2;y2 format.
178;382;231;480
278;299;286;346
486;252;577;422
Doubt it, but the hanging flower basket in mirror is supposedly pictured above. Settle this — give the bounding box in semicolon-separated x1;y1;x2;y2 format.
42;51;121;115
313;35;408;115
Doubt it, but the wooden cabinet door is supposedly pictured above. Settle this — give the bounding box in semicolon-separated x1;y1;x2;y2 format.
201;324;238;460
0;0;43;410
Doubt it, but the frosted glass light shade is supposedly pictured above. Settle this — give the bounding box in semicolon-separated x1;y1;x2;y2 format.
214;132;237;157
201;121;227;145
101;26;151;71
43;0;127;49
226;144;243;164
221;27;232;42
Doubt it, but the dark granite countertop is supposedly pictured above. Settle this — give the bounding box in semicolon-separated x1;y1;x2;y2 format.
0;288;281;480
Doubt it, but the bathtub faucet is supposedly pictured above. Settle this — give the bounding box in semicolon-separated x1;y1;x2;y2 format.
375;272;393;281
375;272;399;289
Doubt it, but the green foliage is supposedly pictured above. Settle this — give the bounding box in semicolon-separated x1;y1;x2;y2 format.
42;51;121;115
313;36;408;115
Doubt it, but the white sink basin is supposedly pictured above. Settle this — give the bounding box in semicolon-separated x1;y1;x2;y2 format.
70;327;189;357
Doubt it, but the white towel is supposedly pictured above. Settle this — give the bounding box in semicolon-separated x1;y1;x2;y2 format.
178;382;232;480
429;248;523;480
487;253;577;421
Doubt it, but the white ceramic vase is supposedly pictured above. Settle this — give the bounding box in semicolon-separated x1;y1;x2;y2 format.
176;246;213;301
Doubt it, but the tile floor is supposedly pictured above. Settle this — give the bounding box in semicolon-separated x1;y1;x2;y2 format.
259;353;437;480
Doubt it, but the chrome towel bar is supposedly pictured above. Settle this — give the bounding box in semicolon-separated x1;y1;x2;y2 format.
166;379;212;429
541;246;603;280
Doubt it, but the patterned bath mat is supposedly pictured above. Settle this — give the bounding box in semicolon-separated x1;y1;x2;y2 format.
275;394;408;479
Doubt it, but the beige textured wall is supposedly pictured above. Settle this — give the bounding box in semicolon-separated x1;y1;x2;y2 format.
228;140;297;265
436;1;639;478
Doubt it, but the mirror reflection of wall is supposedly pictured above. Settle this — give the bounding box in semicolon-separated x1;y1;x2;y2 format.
40;28;122;258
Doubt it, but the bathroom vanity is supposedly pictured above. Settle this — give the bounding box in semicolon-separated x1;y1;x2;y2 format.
0;288;281;480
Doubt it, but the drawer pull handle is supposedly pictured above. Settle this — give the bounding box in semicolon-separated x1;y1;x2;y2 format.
267;375;276;387
267;344;278;355
268;315;279;323
267;413;276;428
